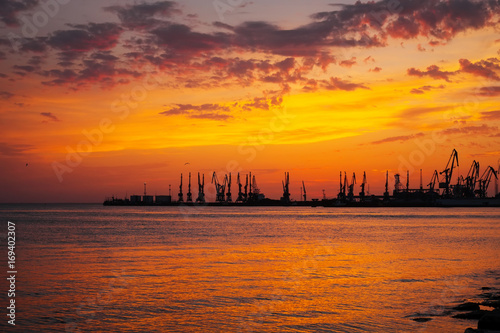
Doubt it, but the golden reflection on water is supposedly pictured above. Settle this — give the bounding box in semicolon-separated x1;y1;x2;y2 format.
11;207;500;332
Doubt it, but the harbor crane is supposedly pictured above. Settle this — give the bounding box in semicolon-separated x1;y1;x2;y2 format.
384;171;390;200
236;173;245;202
464;160;480;197
281;172;290;202
212;172;226;203
337;171;344;200
359;172;367;200
439;149;459;197
302;181;307;202
178;174;184;203
226;173;232;202
347;172;356;201
428;170;439;193
186;172;193;202
476;166;498;198
196;173;205;203
244;174;249;202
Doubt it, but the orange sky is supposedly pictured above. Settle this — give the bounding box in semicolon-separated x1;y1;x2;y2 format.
0;0;499;202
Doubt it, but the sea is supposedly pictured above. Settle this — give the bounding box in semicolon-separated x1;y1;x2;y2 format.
0;204;499;332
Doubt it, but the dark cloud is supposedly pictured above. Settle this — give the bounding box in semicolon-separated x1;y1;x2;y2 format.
0;0;38;26
478;86;500;97
400;105;451;118
407;65;455;82
339;57;357;68
13;65;36;72
0;91;14;99
322;77;369;91
47;23;123;52
369;67;382;73
459;58;500;81
440;124;498;136
151;23;229;56
19;38;47;53
372;133;425;145
0;142;34;156
480;110;500;120
410;84;445;94
0;91;15;99
160;103;232;121
40;112;60;122
105;1;180;30
41;54;141;88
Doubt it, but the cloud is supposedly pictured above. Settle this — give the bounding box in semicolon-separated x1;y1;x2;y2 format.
400;105;451;118
0;142;34;156
47;23;123;52
480;110;500;120
440;124;498;136
13;65;36;72
339;57;357;68
371;132;424;145
321;77;369;91
410;84;446;94
40;55;141;88
0;0;38;26
0;91;14;99
407;65;455;82
369;67;382;73
160;103;233;121
478;86;500;97
40;112;60;122
459;58;500;81
104;1;180;30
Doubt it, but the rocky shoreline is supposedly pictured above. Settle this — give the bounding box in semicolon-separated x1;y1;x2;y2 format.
407;286;500;332
456;287;500;332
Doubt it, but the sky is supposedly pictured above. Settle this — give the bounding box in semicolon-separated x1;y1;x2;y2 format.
0;0;499;203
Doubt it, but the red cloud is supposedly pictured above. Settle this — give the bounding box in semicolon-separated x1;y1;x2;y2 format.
407;65;455;82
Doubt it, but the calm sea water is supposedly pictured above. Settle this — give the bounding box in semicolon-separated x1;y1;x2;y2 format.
0;204;499;332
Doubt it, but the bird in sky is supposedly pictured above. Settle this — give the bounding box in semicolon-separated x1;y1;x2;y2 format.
184;162;190;165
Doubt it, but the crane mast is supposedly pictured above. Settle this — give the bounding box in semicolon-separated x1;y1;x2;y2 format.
196;173;205;203
477;166;498;198
302;181;306;202
359;171;367;200
439;149;459;197
178;174;184;202
186;172;192;202
226;173;232;202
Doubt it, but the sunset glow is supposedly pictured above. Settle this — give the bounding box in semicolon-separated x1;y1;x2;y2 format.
1;0;499;202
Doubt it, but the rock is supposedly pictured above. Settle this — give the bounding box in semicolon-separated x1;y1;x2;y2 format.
454;302;481;311
478;309;500;330
464;328;479;333
482;300;500;309
412;317;432;322
452;310;489;320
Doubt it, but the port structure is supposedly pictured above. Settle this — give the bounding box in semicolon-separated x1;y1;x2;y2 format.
236;173;246;203
477;166;498;198
301;181;307;202
178;174;183;203
186;172;193;202
347;172;356;201
212;172;233;203
196;173;205;203
104;149;500;206
226;173;232;203
359;172;367;200
439;148;459;197
281;172;290;203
